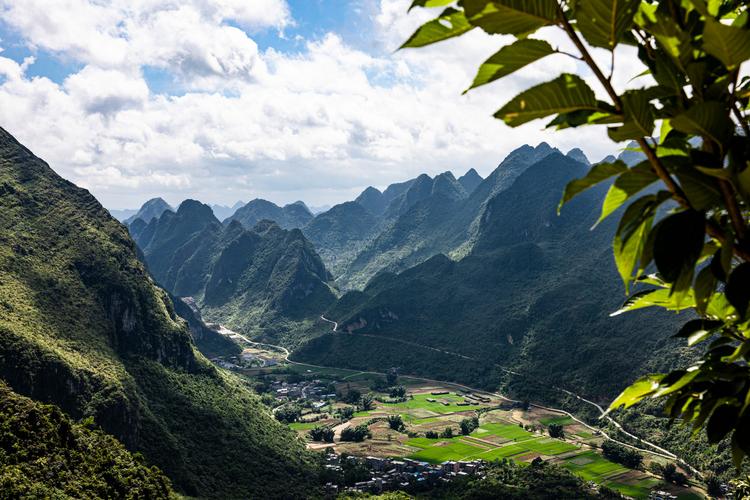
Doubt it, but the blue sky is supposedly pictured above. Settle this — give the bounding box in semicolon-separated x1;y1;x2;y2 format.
0;0;618;210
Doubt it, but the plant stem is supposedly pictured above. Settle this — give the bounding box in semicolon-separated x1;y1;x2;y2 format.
556;2;749;262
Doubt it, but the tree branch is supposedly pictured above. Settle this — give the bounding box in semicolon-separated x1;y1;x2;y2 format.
556;2;749;262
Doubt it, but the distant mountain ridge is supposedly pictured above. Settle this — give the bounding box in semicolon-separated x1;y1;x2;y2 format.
124;197;173;225
210;200;245;221
134;200;335;345
295;152;685;402
331;143;559;289
225;198;314;229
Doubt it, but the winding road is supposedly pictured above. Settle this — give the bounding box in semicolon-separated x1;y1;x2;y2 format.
217;319;700;478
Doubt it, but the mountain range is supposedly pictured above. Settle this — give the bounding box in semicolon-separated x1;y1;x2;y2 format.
295;151;685;401
133;200;336;345
118;139;681;406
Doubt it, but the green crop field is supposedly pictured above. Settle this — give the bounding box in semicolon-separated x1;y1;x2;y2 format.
476;423;534;441
406;438;485;463
289;421;320;431
525;438;578;455
359;393;483;418
561;451;629;481
539;415;575;426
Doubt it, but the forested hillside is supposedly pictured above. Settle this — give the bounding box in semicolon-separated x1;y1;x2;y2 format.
295;153;689;401
135;200;336;345
0;127;318;498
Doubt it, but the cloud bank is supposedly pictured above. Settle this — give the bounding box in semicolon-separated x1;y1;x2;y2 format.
0;0;642;208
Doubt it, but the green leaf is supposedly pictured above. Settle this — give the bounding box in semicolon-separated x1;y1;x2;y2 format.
607;374;664;412
611;288;695;315
462;0;557;36
707;404;740;444
494;74;602;127
674;319;722;338
694;266;717;315
400;7;473;48
703;18;750;69
675;169;722;211
652;369;700;397
558;160;628;213
726;263;750;319
613;210;652;292
408;0;456;11
575;0;640;49
653;210;706;284
466;39;554;92
671;101;733;146
598;164;659;224
607;90;655;141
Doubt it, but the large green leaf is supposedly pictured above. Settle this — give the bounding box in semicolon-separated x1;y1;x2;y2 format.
466;39;554;92
462;0;557;36
703;18;750;69
598;164;659;224
400;7;473;48
611;288;696;315
653;210;706;284
726;263;750;319
607;90;656;142
408;0;456;11
494;74;602;126
575;0;640;49
671;101;733;145
614;210;653;292
607;374;664;412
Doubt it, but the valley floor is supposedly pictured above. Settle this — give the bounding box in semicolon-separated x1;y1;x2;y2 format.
210;324;706;499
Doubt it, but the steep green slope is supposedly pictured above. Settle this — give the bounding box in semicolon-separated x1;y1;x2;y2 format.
334;144;561;290
0;127;317;497
225;198;313;229
136;202;336;346
302;201;382;276
296;153;685;401
0;381;175;499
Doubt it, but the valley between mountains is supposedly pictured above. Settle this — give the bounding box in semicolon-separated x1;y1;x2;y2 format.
0;126;722;498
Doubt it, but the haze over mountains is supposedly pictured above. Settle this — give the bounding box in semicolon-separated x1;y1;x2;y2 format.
118;139;677;405
1;123;698;497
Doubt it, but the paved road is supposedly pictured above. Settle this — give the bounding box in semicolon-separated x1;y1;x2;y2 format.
320;315;338;332
217;321;698;476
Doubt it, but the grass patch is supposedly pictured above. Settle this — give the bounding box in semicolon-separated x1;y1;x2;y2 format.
539;415;575;426
289;422;319;431
406;439;484;464
604;481;651;499
562;451;628;481
478;423;534;441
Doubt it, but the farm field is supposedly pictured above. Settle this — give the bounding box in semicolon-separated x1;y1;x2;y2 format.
232;349;704;500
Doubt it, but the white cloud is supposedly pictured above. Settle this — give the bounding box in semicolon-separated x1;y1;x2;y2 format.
0;0;651;209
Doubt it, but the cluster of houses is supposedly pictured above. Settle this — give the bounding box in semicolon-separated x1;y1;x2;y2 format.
269;379;335;403
648;490;679;500
210;349;278;370
322;453;486;496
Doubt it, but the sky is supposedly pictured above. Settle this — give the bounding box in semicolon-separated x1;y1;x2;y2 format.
0;0;647;210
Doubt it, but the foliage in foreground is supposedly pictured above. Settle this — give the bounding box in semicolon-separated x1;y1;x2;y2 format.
0;382;174;499
403;0;750;466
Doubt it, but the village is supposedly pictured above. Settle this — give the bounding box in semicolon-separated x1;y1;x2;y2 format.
208;335;707;499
